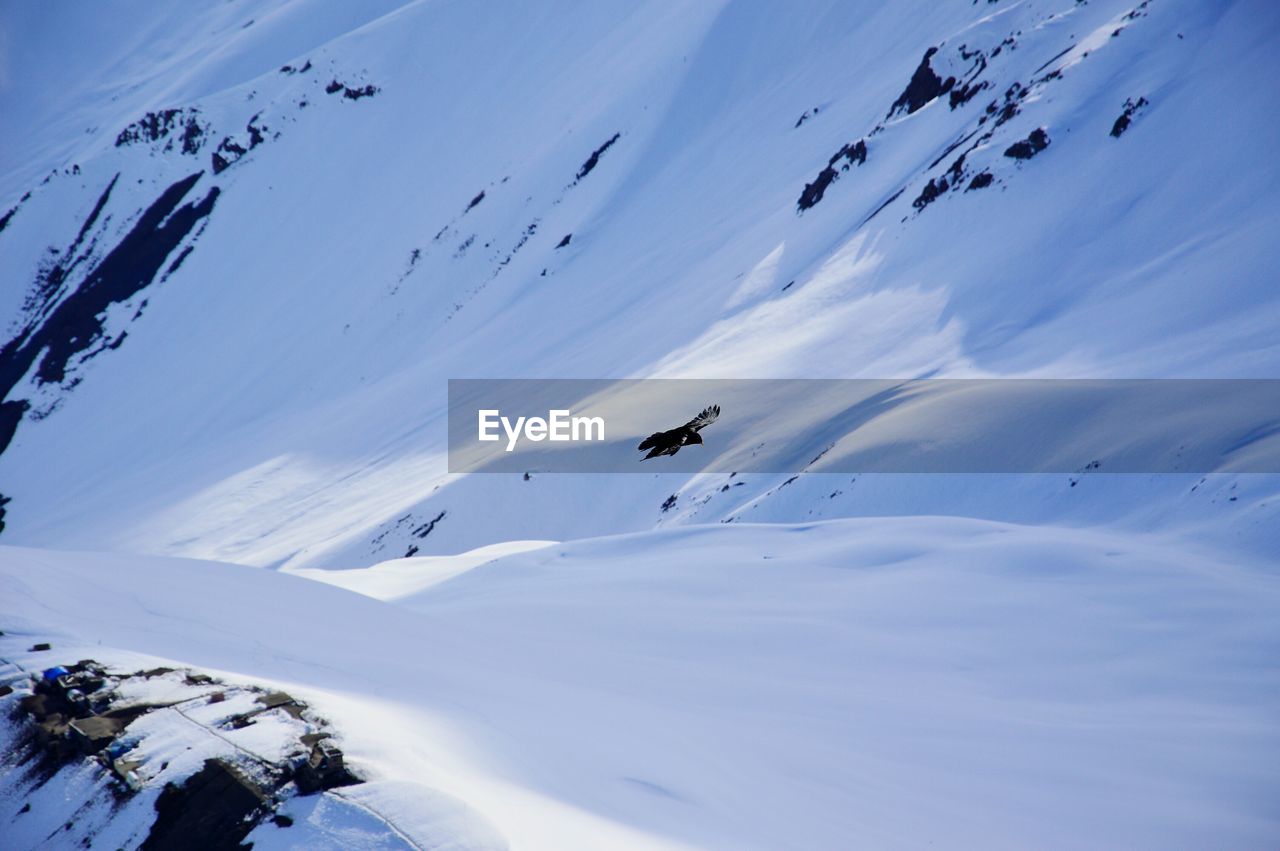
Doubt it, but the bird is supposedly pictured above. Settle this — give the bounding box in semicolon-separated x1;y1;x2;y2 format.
637;404;720;460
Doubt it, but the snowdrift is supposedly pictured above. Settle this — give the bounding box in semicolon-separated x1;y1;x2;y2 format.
4;519;1279;848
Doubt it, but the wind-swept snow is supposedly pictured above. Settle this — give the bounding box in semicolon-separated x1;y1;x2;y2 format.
2;1;1279;846
4;519;1278;849
287;540;556;601
1;0;1278;562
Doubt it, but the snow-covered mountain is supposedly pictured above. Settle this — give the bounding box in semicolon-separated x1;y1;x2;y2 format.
2;1;1278;848
2;0;1277;564
5;524;1280;849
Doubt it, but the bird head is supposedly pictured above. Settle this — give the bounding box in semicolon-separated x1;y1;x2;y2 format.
687;432;704;446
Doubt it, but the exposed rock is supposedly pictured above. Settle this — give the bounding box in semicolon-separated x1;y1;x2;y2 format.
797;139;867;211
0;173;220;456
0;198;24;234
115;109;207;155
413;510;446;539
212;115;269;174
950;79;990;109
794;106;821;128
141;760;268;851
1110;97;1149;138
912;176;949;210
326;80;379;100
1003;127;1050;159
966;171;994;190
887;47;956;118
575;133;621;181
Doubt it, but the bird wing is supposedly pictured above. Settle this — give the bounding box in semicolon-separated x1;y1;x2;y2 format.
637;430;667;451
683;404;720;432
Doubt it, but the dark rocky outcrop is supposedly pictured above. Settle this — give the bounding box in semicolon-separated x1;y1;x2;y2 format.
326;80;380;100
1110;97;1149;138
1003;127;1050;159
141;759;267;850
575;133;621;181
115;109;207;155
797;139;867;212
966;171;994;191
887;48;956;118
912;176;950;210
794;106;821;128
0;173;220;459
211;115;268;174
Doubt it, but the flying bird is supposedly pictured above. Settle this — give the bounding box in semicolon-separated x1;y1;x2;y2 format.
637;404;720;460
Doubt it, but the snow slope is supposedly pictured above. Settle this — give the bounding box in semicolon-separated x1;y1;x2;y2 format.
3;521;1279;849
2;2;1279;847
1;0;1278;563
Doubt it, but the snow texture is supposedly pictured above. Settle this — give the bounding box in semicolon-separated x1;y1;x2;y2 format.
1;0;1279;847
